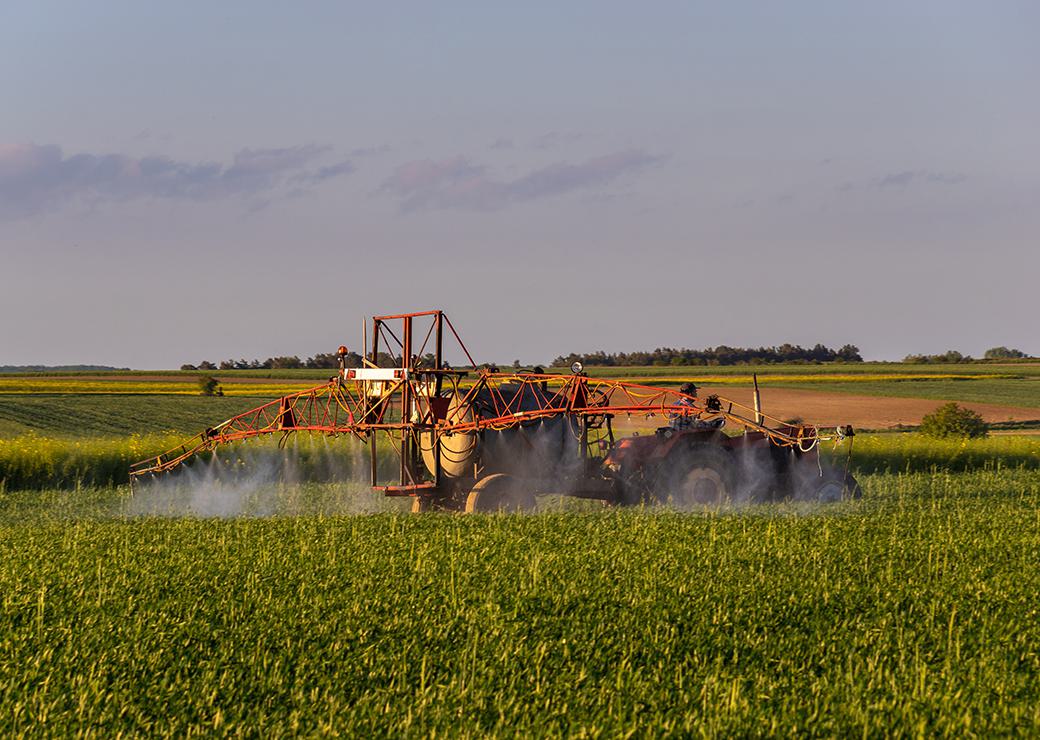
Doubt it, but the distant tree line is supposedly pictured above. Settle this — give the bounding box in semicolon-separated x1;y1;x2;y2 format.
0;365;128;373
550;343;864;367
181;344;1033;371
180;351;439;371
903;347;1033;364
902;350;975;364
983;346;1030;360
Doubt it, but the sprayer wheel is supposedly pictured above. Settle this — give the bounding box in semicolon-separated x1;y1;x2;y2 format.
411;497;431;513
793;466;862;502
465;474;536;513
845;473;863;499
828;471;863;501
656;446;736;507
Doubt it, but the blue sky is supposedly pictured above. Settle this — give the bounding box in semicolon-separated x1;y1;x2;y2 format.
2;2;1037;367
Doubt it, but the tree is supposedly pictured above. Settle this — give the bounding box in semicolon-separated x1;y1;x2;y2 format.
903;351;972;364
268;356;303;369
305;352;341;369
836;344;863;362
918;402;987;439
179;363;197;371
984;346;1027;360
197;376;223;397
197;360;216;370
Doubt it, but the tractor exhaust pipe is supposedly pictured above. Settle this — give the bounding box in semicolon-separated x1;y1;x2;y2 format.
753;373;763;426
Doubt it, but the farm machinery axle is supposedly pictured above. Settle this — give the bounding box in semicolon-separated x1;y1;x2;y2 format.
130;310;858;510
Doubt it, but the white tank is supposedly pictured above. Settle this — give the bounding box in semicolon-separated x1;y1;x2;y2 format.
420;384;580;480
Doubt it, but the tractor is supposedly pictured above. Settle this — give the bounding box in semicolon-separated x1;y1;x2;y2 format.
130;310;858;511
604;425;859;508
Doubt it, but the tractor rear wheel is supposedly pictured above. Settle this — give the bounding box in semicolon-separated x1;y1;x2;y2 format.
656;446;736;507
465;474;536;513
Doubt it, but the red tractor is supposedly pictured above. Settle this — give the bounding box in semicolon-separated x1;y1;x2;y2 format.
130;310;858;511
604;424;859;507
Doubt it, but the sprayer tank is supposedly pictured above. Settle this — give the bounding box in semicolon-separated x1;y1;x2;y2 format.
420;384;580;480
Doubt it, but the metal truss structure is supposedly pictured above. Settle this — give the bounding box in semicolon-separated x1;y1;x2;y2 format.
130;311;850;497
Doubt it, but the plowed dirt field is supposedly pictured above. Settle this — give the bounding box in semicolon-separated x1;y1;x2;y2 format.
699;386;1040;430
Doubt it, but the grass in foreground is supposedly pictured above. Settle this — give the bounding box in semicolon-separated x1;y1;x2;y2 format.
0;470;1038;735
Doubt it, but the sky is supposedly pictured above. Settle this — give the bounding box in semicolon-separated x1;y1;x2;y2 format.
1;1;1038;368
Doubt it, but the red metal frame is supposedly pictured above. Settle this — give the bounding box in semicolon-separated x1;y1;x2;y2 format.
130;311;847;489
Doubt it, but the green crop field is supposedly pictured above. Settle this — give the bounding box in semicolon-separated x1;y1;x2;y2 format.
0;434;395;490
2;431;1038;490
0;395;270;438
2;363;1031;419
1;466;1038;735
0;368;339;380
0;378;319;396
775;378;1040;409
1;368;1038;734
0;364;1036;443
0;364;1036;445
4;361;1040;379
547;361;1040;379
553;364;1040;409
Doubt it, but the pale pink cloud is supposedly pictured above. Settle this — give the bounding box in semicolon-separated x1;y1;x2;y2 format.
381;149;663;212
0;142;354;219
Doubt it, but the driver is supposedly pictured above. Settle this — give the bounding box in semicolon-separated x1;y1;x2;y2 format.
670;382;722;431
670;382;699;430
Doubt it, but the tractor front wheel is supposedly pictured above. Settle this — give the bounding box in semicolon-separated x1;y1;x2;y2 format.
464;474;536;513
656;447;736;508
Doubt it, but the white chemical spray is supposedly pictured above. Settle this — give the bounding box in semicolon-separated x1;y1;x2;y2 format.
127;435;398;518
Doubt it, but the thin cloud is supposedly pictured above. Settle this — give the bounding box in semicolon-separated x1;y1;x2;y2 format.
877;170;966;188
834;169;968;194
532;131;585;150
291;159;355;186
348;144;391;158
0;142;353;219
381;149;664;212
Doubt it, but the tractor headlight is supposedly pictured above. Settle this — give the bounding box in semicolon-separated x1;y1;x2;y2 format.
571;361;584;374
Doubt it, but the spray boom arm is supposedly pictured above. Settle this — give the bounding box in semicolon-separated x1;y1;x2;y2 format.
130;310;853;489
130;370;850;480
